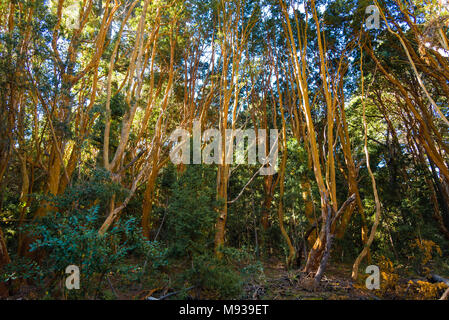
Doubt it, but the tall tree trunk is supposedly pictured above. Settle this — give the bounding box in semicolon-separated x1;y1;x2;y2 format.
0;225;9;297
142;171;158;239
261;175;273;230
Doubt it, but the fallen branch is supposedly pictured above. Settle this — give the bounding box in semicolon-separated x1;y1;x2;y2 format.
106;275;119;299
429;274;449;286
440;287;449;300
146;286;196;300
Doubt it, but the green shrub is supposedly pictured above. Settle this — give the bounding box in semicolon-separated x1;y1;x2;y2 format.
25;205;130;296
4;170;168;298
165;165;219;258
183;254;244;299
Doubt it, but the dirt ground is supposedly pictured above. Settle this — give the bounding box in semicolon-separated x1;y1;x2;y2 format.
243;261;381;300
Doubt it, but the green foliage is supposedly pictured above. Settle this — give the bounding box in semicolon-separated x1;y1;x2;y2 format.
220;246;265;281
182;254;244;299
28;205;130;279
1;255;43;284
165;164;219;258
50;168;125;206
3;170;168;298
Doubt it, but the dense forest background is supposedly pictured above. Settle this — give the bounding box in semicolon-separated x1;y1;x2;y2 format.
1;0;449;300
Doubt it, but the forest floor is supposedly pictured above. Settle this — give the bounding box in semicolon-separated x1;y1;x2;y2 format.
7;257;448;300
243;259;381;300
112;259;383;300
